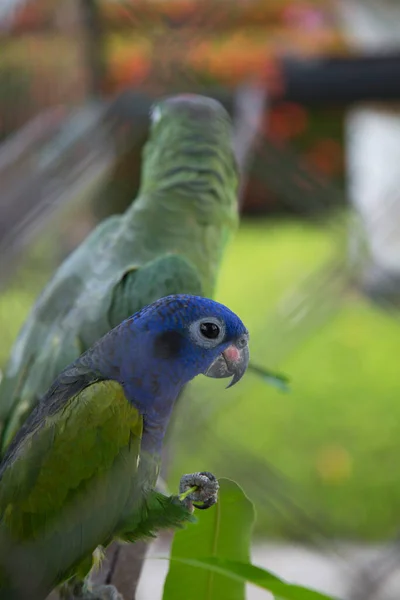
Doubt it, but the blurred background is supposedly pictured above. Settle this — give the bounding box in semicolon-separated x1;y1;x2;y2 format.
1;1;400;599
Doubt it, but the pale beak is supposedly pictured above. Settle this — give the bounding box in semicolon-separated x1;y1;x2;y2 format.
205;337;249;388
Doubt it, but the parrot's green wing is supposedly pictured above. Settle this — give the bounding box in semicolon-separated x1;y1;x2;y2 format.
0;376;147;599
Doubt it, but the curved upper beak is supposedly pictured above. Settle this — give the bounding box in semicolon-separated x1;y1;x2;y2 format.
205;337;249;388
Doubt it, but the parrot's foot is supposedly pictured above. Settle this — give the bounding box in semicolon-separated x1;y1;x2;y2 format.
60;581;124;600
179;471;219;511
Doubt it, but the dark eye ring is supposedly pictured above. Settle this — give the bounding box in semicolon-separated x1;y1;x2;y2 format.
200;322;220;339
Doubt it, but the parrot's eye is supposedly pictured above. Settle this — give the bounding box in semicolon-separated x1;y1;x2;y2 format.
200;322;220;339
189;317;225;348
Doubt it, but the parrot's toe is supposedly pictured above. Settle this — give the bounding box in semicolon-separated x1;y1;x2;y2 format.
179;471;219;510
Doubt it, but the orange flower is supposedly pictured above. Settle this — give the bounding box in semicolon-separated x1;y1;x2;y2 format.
268;103;308;142
109;56;151;88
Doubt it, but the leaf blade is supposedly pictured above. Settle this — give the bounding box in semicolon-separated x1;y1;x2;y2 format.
167;556;339;600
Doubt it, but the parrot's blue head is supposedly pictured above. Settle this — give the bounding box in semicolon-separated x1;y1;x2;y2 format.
98;295;249;450
126;294;249;390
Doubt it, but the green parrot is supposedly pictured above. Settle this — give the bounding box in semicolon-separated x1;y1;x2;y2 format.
0;94;239;452
0;294;249;599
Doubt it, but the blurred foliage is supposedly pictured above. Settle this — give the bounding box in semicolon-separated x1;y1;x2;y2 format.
2;219;400;543
246;107;346;216
98;0;347;89
1;0;347;217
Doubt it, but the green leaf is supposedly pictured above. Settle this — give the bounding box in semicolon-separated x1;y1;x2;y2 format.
167;557;339;600
163;478;255;600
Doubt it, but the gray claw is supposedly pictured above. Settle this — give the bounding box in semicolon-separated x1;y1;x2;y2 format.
179;471;219;510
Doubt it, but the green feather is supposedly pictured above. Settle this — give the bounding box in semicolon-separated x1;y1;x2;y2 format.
118;491;195;544
0;380;144;597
